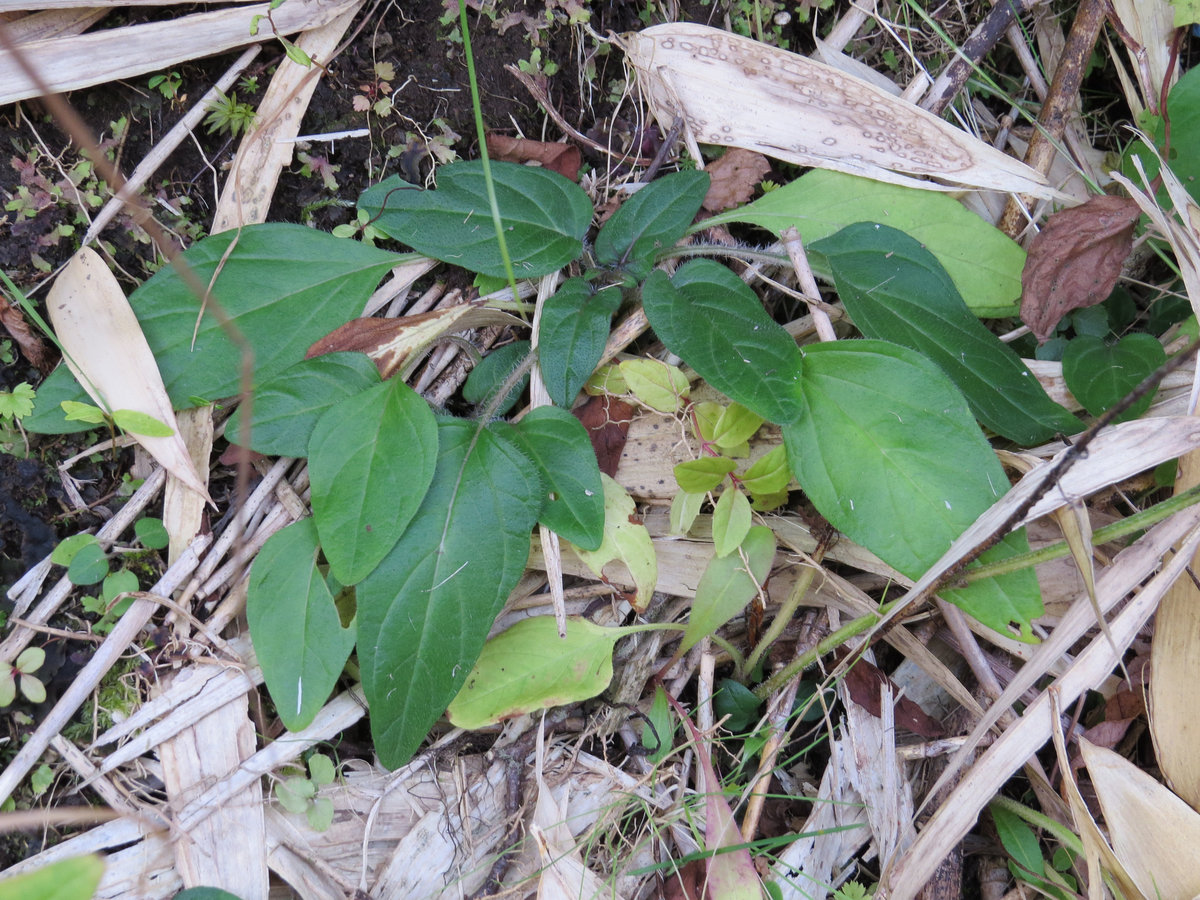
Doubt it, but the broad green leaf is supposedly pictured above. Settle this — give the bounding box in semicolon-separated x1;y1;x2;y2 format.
505;405;605;550
681;525;775;654
669;489;705;535
642;261;804;424
1122;66;1200;205
67;542;108;586
447;616;620;729
357;419;543;768
990;803;1047;880
594;170;710;279
101;570;138;602
1062;333;1165;423
111;409;174;437
711;486;752;557
573;474;657;611
713;678;762;733
619;358;690;412
461;340;530;416
309;377;438;585
247;519;356;732
706;168;1027;316
226;352;381;457
537;279;622;408
740;445;790;496
134;516;169;549
811;223;1081;445
52;533;98;566
25;226;401;433
15;646;44;675
358;160;592;278
674;456;738;493
0;854;105;900
710;403;764;449
308;796;334;831
781;341;1041;637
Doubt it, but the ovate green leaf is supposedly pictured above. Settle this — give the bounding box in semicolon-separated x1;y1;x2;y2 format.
811;223;1081;445
573;474;657;611
357;419;543;768
506;405;605;550
740;445;790;496
226;352;381;457
619;358;690;413
710;403;764;449
247;519;356;732
111;409;173;437
674;456;738;493
358;160;592;278
711;486;752;557
781;341;1041;637
1062;333;1165;422
707;168;1027;316
537;279;622;408
669;489;705;535
447;616;619;729
594;170;710;279
642;261;804;424
309;377;438;585
681;526;775;654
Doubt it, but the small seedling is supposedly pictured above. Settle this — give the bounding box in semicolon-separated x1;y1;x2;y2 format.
1;646;47;706
204;90;259;138
275;752;336;831
147;71;183;101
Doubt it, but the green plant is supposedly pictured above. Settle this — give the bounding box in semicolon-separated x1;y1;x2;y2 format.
203;90;259;138
147;71;182;100
1;647;46;707
274;752;336;831
517;47;559;77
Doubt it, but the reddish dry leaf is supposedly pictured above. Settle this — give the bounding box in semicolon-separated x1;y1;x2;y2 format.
485;133;582;182
0;291;53;372
1020;194;1141;342
573;394;633;477
843;657;945;739
702;148;771;213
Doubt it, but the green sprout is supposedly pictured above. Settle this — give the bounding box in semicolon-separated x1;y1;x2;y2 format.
1;647;47;707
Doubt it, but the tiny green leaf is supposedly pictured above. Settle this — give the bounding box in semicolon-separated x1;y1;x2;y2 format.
674;456;738;494
710;403;764;449
226;352;382;458
681;526;775;654
740;445;790;496
52;533;98;567
101;570;138;603
247;519;357;732
15;646;44;675
111;409;174;437
60;401;108;424
447;616;620;729
307;796;334;831
594;170;710;279
643;684;676;763
642;261;804;424
619;358;690;413
537;279;622;408
359;161;592;278
1062;333;1166;422
276;778;315;814
307;753;335;786
669;489;705;535
309;377;438;585
713;678;762;733
711;486;752;558
0;382;35;420
134;516;170;550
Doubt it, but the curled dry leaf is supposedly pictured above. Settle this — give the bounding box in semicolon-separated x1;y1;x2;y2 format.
701;148;771;213
485;132;583;182
1020;194;1142;342
572;394;634;478
46;248;212;503
0;292;52;373
620;23;1054;196
842;656;945;739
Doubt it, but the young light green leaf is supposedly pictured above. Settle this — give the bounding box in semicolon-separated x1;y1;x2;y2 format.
740;445;790;496
59;400;108;424
669;489;705;535
307;753;335;786
226;352;381;457
357;419;543;769
358;160;592;278
309;377;438;585
0;853;105;900
681;525;775;654
0;382;35;420
691;400;725;443
642;261;804;424
111;409;174;437
504;406;605;550
134;516;169;549
276;777;316;814
674;456;738;493
781;341;1041;637
710;403;764;449
67;542;108;586
537;279;622;408
1062;333;1165;422
619;358;690;412
810;223;1081;445
594;170;710;279
247;519;356;732
706;168;1027;316
52;533;99;567
572;474;657;611
447;616;620;729
711;485;752;557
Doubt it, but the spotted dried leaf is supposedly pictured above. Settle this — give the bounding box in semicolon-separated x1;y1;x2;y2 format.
1021;194;1141;342
702;148;771;212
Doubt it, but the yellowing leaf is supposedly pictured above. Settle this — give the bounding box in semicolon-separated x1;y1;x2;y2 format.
619;358;690;413
572;474;657;610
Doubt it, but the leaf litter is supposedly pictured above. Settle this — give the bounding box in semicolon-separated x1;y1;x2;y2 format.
3;3;1200;899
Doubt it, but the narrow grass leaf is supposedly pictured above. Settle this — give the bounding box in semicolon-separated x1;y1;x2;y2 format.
642;261;804;424
447;616;620;729
357;419;543;769
247;519;356;732
226;352;381;457
594;170;710;279
537;279;622;408
781;341;1041;637
358;160;592;278
504;406;605;550
681;525;775;654
309;377;437;585
811;222;1081;445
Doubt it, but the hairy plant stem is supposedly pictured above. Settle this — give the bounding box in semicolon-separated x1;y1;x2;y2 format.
752;606;885;701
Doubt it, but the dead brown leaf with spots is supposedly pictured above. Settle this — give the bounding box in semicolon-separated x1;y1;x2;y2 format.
1020;194;1141;342
702;148;771;212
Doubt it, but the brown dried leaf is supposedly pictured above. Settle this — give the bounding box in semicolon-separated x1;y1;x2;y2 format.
843;657;945;739
572;394;634;478
485;133;582;182
702;148;771;213
0;292;52;372
1020;194;1141;342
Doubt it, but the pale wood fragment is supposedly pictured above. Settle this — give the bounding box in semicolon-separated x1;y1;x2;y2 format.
0;7;105;43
